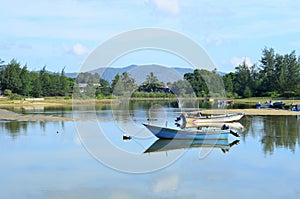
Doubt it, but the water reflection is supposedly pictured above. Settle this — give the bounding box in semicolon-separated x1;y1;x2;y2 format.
1;103;300;156
262;116;300;155
129;100;178;110
241;115;300;155
145;139;240;154
0;120;66;138
0;121;28;138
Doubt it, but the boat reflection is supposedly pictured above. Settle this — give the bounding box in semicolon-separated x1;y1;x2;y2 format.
144;139;240;154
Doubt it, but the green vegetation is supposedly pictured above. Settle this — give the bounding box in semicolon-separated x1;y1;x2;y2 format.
223;48;300;98
0;59;73;99
1;47;299;100
183;68;225;97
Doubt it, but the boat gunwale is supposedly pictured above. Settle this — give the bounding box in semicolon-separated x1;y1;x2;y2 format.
143;123;230;135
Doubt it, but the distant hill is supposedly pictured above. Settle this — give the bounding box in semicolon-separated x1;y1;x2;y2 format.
65;72;78;78
66;64;195;84
65;65;227;83
1;63;224;82
95;65;195;84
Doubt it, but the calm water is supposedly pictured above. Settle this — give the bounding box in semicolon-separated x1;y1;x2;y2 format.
1;101;300;199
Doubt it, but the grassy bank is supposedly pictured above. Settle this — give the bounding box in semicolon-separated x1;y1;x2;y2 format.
0;96;300;108
0;97;120;107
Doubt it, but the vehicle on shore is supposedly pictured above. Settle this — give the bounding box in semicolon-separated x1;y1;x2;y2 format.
291;104;300;111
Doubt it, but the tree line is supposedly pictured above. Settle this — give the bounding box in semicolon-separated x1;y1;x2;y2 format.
179;48;300;98
223;48;300;98
1;47;299;100
72;71;175;99
0;59;74;99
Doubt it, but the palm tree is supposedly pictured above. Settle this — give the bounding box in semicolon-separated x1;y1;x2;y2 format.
141;72;163;92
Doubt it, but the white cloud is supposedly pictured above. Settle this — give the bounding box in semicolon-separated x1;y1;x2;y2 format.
62;43;89;57
231;57;253;67
72;43;89;56
153;0;180;15
1;0;299;73
205;35;225;46
152;173;179;193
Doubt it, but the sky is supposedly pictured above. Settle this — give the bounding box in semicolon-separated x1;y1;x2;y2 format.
0;0;299;73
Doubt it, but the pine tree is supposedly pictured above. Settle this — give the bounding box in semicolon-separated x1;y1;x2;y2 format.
20;65;32;96
1;59;22;94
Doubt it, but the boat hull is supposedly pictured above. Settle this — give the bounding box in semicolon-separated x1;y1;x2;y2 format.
143;123;229;140
182;122;244;130
256;101;285;109
185;113;245;124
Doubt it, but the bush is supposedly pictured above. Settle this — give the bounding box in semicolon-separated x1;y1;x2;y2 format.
9;93;22;100
64;96;71;100
282;91;296;98
265;91;280;98
4;89;12;96
106;94;117;99
97;94;104;100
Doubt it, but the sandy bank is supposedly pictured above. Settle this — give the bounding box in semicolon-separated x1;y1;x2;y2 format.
0;109;74;122
0;99;118;108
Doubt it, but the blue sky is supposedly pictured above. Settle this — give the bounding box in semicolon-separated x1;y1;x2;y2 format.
0;0;299;73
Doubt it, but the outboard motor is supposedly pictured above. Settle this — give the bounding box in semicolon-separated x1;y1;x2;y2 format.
221;124;229;130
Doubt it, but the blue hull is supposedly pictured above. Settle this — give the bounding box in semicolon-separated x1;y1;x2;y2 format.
145;139;231;153
143;123;229;140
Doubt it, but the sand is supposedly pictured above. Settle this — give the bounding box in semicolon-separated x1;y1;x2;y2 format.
0;109;74;122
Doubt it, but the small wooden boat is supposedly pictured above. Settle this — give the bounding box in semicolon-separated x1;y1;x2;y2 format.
144;139;240;153
143;123;239;140
176;112;245;124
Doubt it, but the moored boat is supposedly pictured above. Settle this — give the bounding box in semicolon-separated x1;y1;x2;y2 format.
256;101;285;109
143;123;238;140
178;121;244;130
176;112;245;124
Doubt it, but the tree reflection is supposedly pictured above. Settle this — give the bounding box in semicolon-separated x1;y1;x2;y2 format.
0;121;28;139
0;121;66;139
259;116;300;155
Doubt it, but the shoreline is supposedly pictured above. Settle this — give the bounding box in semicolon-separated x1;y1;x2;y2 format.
0;107;299;123
0;98;299;118
0;99;119;107
1;97;300;107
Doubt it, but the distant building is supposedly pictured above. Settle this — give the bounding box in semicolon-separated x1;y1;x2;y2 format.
78;83;100;93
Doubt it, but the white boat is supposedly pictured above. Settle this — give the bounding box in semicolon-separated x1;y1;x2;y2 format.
178;121;244;130
176;112;245;124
